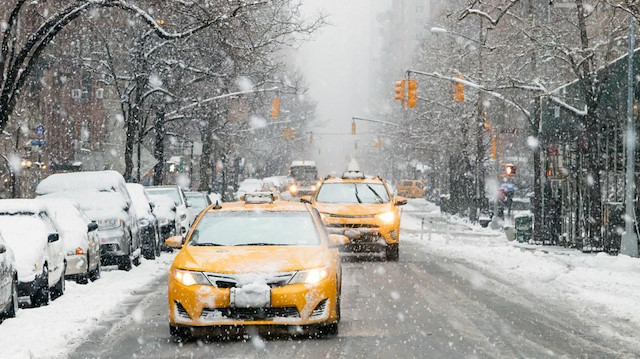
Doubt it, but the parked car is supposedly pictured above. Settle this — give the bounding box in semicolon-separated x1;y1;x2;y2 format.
145;186;193;236
234;179;263;201
149;195;177;245
184;191;212;218
126;183;161;260
36;171;141;271
0;200;66;306
0;233;18;319
40;198;101;284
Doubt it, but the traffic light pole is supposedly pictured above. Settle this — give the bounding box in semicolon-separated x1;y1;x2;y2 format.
490;124;501;230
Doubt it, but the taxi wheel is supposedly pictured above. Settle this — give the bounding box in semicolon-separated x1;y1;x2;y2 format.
386;244;399;261
170;325;192;342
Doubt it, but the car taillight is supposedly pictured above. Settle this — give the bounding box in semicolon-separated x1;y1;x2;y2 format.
75;247;85;255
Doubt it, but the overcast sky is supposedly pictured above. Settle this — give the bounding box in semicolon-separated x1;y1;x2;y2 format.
295;0;390;175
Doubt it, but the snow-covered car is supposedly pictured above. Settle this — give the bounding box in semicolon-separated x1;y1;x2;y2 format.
150;195;177;243
234;179;263;201
0;199;66;306
262;176;290;192
146;186;193;236
40;198;101;284
0;232;18;318
126;183;161;260
184;191;212;218
36;171;141;271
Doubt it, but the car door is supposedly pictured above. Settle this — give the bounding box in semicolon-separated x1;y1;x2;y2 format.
39;212;64;285
0;235;9;307
79;210;100;269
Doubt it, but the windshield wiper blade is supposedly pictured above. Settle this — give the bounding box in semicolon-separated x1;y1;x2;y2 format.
366;184;384;203
235;243;287;246
193;243;224;246
354;184;363;203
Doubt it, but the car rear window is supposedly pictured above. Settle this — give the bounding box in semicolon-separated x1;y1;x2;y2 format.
188;211;320;246
400;180;413;186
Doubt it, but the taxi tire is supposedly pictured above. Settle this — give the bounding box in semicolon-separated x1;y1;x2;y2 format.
170;325;192;342
386;244;399;261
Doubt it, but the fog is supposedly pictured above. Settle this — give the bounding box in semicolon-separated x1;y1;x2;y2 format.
296;0;391;176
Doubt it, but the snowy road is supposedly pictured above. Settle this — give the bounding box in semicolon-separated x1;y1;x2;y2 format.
56;200;640;358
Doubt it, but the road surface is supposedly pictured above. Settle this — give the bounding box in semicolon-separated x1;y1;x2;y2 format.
69;201;639;358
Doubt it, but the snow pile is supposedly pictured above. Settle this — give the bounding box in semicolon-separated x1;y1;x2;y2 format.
35;170;126;196
0;254;176;359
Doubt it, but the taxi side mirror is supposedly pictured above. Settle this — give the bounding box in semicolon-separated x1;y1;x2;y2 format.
328;234;349;248
300;196;312;204
165;235;184;248
394;196;408;206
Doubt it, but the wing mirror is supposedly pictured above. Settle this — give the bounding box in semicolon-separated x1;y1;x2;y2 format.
394;196;408;206
0;244;6;254
47;233;60;243
123;203;131;212
185;201;192;208
165;235;184;249
328;234;349;248
300;196;312;204
87;222;99;232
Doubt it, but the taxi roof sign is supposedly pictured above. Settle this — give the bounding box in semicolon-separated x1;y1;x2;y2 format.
342;170;366;179
243;192;277;204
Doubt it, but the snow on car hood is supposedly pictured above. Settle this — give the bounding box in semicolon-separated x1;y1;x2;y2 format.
175;245;327;274
0;217;48;279
39;191;128;221
151;195;176;221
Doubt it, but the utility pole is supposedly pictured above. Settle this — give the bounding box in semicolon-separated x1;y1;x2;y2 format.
621;16;638;257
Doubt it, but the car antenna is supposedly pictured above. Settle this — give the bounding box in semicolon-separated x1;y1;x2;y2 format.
212;200;222;210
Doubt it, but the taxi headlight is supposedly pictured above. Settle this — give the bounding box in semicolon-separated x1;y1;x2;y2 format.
289;185;298;193
376;211;396;224
288;267;330;285
172;268;210;286
311;185;316;191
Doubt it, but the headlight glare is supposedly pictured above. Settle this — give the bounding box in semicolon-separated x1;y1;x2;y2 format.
289;185;298;193
377;211;396;224
288;267;330;285
173;269;210;286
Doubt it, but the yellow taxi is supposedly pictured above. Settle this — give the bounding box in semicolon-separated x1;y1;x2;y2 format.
302;171;407;261
165;193;347;340
396;179;425;198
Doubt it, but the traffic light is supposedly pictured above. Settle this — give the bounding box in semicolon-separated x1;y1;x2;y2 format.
309;132;314;144
271;97;281;118
374;136;383;149
505;164;516;177
394;80;406;103
354;141;358;150
351;119;356;135
407;80;418;108
454;75;464;102
283;126;295;140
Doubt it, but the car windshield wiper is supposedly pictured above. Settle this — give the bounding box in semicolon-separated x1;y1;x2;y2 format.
235;243;289;246
354;184;363;203
192;242;224;246
365;184;384;203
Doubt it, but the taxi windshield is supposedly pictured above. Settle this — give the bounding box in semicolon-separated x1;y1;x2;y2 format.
188;211;320;246
316;183;390;204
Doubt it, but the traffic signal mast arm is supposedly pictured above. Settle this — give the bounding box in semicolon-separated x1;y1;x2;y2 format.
351;116;402;127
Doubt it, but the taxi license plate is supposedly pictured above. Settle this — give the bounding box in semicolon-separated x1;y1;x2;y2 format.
230;285;271;308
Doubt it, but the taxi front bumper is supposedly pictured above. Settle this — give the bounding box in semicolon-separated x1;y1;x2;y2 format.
168;275;338;327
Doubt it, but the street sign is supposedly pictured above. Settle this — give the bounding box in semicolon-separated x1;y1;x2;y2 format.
30;139;47;146
35;125;45;138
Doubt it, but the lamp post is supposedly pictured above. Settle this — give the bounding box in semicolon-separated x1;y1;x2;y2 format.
621;16;638;257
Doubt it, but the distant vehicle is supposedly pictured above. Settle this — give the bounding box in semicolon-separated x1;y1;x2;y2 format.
36;171;141;271
164;192;346;341
146;186;193;237
0;232;18;318
396;179;425;198
184;191;212;218
306;170;407;261
41;198;101;284
126;184;161;260
234;179;263;201
262;176;290;192
288;160;319;197
0;200;66;306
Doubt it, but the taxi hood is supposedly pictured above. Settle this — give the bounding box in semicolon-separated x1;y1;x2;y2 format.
174;245;328;274
313;202;394;216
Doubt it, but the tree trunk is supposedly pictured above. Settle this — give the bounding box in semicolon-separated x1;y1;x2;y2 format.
123;106;137;182
532;97;543;242
584;109;603;248
152;107;165;186
198;117;213;193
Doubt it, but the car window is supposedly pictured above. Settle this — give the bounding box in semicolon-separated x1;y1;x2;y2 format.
189;211;320;246
316;183;390;204
186;195;208;209
400;180;413;186
147;188;181;205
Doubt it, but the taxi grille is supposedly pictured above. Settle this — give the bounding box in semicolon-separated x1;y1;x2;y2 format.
201;307;299;321
310;299;328;318
175;302;190;319
204;272;295;289
326;223;379;229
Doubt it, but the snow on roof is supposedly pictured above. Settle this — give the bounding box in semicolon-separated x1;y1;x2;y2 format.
36;170;126;195
291;160;316;167
38;191;128;221
126;183;152;218
0;199;46;214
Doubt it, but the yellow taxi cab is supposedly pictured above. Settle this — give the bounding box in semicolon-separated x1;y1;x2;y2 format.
165;192;347;340
302;171;407;261
396;179;425;198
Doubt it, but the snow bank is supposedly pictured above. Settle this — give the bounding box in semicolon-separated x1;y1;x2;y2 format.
0;254;176;359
